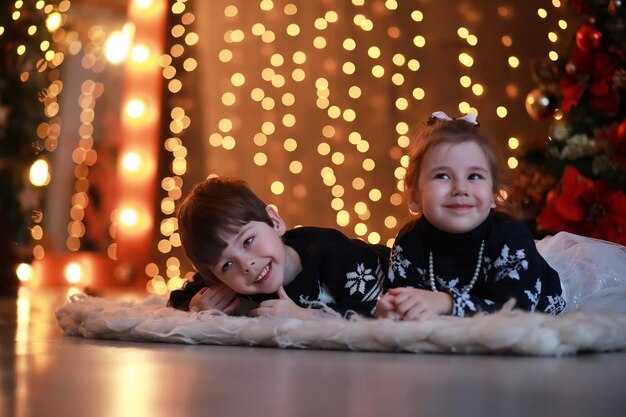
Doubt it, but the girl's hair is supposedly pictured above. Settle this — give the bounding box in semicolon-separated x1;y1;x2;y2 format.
177;176;273;283
404;114;505;202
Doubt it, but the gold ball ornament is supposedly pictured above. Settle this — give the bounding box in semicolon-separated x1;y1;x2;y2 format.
525;88;558;121
609;0;623;14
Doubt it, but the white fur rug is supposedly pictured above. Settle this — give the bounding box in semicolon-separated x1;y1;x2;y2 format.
55;294;626;356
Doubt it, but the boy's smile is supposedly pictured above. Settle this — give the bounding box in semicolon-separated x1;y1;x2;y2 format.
253;263;271;284
209;207;301;294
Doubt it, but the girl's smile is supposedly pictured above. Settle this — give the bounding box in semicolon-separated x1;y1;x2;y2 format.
444;203;474;209
412;140;495;234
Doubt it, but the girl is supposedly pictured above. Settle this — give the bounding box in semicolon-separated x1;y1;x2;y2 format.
376;111;566;319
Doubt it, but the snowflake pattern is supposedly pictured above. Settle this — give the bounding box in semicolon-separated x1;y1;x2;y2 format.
451;289;477;317
545;294;566;315
493;244;529;282
387;221;566;317
482;255;493;279
361;259;385;302
345;263;375;295
297;283;334;307
524;278;542;312
342;259;385;303
389;245;412;282
318;283;335;305
433;275;477;317
298;294;318;307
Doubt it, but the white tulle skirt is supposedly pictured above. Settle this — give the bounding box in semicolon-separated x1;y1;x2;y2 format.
536;232;626;313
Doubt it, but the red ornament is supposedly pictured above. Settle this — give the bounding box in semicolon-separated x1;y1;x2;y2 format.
575;24;603;53
618;120;626;141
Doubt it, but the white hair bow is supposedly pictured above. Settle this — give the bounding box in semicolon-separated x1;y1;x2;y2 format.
431;111;479;126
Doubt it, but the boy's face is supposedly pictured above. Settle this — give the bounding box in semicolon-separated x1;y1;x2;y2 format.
208;206;293;295
410;140;495;234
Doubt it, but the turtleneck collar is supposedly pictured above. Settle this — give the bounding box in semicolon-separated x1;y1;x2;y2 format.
417;210;494;253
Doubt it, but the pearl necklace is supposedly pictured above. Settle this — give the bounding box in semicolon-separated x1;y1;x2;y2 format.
429;240;485;294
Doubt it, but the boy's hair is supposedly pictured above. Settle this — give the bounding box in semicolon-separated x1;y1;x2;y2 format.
167;273;205;311
177;176;273;283
404;115;505;201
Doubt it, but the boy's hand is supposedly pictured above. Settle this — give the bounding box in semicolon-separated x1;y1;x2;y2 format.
386;287;453;320
189;284;240;314
251;286;322;319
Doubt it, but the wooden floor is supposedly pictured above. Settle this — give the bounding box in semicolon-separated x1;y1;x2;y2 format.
1;287;625;417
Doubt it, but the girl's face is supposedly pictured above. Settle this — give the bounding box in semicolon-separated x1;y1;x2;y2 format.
410;140;495;234
208;206;300;294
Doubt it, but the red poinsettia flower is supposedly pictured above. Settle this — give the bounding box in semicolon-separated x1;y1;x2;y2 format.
560;46;619;114
537;166;626;245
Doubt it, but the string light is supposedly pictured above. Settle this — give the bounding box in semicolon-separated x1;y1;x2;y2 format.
46;12;62;32
131;44;150;63
11;1;577;291
121;152;142;172
29;159;50;186
136;0;154;9
125;99;146;119
16;264;33;283
6;2;68;265
119;209;138;227
64;262;83;284
161;1;574;280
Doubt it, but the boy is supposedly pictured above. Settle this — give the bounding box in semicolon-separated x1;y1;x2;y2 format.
168;176;389;319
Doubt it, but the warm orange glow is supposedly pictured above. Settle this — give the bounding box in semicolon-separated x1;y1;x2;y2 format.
64;262;83;284
135;0;153;8
16;263;33;282
114;0;166;285
131;0;165;17
125;99;146;119
118;205;153;233
25;253;115;287
46;12;62;32
131;44;150;63
120;209;137;227
122;152;141;172
105;31;130;64
26;0;584;294
29;159;50;186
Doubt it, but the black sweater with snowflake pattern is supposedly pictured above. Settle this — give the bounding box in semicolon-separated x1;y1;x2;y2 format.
386;211;566;317
265;227;389;317
169;227;390;317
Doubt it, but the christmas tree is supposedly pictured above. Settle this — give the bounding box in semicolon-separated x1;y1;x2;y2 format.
519;0;626;245
0;4;54;295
